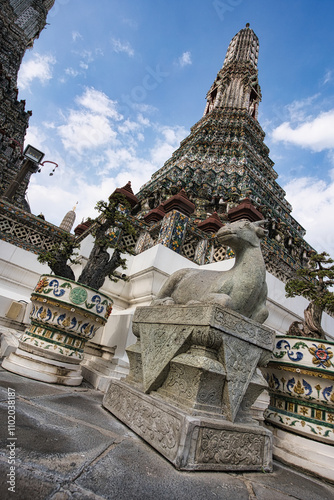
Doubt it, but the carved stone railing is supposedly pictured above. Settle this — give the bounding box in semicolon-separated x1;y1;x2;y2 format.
0;199;69;253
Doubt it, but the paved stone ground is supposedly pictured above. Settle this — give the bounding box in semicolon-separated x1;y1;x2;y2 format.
0;367;334;500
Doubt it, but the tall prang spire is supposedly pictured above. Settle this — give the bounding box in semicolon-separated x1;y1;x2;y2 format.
137;25;287;223
135;26;311;281
204;23;261;120
223;23;259;68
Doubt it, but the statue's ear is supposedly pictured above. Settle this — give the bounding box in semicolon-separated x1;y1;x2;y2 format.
255;227;269;238
253;220;268;239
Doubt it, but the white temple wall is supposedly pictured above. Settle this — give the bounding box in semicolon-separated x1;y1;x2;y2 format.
1;238;333;365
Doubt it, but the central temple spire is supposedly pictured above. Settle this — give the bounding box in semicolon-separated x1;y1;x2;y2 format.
204;24;261;119
223;23;259;68
135;25;309;275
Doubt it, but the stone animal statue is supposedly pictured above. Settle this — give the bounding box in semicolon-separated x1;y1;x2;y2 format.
152;219;269;324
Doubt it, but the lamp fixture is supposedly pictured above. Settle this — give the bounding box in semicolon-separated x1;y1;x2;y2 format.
23;144;45;164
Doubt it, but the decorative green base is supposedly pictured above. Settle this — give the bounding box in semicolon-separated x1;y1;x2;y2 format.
262;336;334;444
2;275;113;385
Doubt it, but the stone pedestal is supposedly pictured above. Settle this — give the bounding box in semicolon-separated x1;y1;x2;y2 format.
103;303;275;471
104;379;272;471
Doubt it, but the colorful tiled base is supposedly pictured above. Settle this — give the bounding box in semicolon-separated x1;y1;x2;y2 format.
262;336;334;444
2;274;113;385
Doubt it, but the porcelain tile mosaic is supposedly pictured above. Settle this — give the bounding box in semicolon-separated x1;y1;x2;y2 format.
262;335;334;444
21;275;113;360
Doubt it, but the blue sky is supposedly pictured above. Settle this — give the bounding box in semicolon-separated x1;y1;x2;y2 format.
18;0;334;256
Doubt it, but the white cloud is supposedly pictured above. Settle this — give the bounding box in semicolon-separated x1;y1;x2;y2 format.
323;70;332;85
65;67;80;77
72;31;83;42
111;38;134;57
58;110;118;153
56;88;125;153
118;119;141;134
132;103;157;114
285;94;320;122
177;51;192;68
25;86;189;227
18;53;56;90
77;49;94;63
104;147;156;185
284;175;334;258
24;125;48;151
137;114;150;126
272;109;334;152
28;176;120;228
76;87;122;120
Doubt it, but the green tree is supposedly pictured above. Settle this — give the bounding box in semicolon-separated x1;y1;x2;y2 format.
285;252;334;339
38;232;79;281
38;193;137;291
77;194;136;290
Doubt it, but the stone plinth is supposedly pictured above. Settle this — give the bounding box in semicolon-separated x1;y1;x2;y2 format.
103;303;275;471
103;379;272;471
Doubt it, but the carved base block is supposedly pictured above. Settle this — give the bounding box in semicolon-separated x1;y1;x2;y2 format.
103;379;273;471
129;304;275;422
125;340;143;388
157;351;226;416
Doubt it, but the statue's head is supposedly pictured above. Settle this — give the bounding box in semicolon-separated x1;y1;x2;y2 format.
216;219;268;249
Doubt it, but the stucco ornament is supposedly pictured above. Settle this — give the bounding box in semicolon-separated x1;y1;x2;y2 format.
153;219;269;324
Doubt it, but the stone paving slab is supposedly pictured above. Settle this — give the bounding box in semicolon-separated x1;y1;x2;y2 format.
0;399;117;478
28;392;138;437
244;466;334;500
0;462;57;500
0;369;68;401
0;368;334;500
76;437;250;500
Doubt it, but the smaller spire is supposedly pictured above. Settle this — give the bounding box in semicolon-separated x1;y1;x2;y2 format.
74;219;93;236
223;24;259;69
59;205;77;233
227;198;264;223
144;204;166;223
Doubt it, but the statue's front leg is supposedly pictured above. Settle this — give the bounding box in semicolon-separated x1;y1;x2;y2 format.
205;292;232;308
152;269;190;305
152;297;175;306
